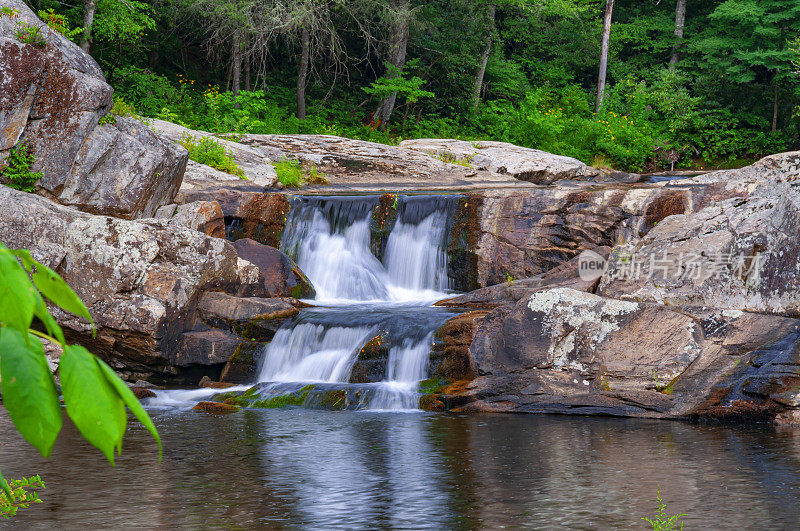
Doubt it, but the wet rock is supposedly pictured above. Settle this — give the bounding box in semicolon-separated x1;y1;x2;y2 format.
232;238;315;299
225;193;290;248
349;333;390;384
441;287;800;419
199;376;236;389
399;138;587;184
192;401;241;413
177;329;243;366
219;342;265;384
429;311;486;382
131;387;156;399
0;4;186;219
196;291;298;340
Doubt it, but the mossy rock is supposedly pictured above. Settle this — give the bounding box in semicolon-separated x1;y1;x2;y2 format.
349;332;390;383
369;194;399;261
193;401;241;413
317;389;348;410
419;394;447;412
220;341;266;383
447;194;482;292
248;384;315;408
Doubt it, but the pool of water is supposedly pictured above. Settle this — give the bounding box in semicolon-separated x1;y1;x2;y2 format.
3;408;800;529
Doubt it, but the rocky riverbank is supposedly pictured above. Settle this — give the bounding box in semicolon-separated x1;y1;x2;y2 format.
3;2;800;423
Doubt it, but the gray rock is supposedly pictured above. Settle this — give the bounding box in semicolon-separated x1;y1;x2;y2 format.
0;185;267;379
400;138;587;184
0;2;186;219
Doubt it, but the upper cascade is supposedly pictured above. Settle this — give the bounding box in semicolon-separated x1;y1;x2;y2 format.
281;195;460;303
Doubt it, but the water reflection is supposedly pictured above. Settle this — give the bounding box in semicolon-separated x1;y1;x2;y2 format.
2;408;800;529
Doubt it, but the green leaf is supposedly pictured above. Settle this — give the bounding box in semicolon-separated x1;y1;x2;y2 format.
31;261;92;324
0;249;35;334
60;345;126;465
0;328;62;458
0;470;13;502
32;290;65;346
96;358;162;462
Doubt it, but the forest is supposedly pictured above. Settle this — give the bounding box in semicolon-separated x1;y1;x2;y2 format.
20;0;800;170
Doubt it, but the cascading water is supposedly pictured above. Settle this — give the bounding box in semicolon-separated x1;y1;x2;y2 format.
149;195;464;411
281;195;457;303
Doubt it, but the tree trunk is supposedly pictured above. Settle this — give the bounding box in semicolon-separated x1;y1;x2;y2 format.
244;35;251;92
595;0;615;113
471;4;495;111
80;0;96;53
374;0;410;130
232;32;242;109
669;0;687;69
296;24;310;120
773;79;779;133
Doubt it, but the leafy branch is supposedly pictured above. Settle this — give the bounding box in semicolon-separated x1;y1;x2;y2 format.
0;242;161;514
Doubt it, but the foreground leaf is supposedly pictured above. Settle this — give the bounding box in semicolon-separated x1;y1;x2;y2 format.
0;328;62;458
31;261;92;324
60;345;126;465
0;250;35;334
97;358;162;461
32;290;65;346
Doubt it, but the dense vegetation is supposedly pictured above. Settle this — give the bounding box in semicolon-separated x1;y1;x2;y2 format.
24;0;800;171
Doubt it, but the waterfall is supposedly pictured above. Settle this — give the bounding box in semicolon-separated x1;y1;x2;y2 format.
281;195;457;303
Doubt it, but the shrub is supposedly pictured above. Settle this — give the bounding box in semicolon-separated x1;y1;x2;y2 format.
273;159;303;187
1;143;42;192
180;134;244;178
273;159;328;188
98;96;137;125
15;22;46;47
37;9;82;40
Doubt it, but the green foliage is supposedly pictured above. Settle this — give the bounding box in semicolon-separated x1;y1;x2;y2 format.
642;487;686;530
91;0;155;44
0;475;45;519
0;241;161;495
14;22;46;47
273;158;328;188
1;143;42;193
180;134;245;178
37;9;82;40
98;96;138;125
363;61;435;105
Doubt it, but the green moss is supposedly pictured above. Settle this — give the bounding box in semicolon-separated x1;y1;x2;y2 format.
419;377;449;395
250;385;315;408
318;389;347;410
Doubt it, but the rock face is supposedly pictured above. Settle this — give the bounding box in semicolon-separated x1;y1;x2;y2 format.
441;288;800;417
0;185;308;382
599;152;800;317
154;201;225;238
0;2;186;218
232;238;315;299
400;138;587;184
436;153;800;422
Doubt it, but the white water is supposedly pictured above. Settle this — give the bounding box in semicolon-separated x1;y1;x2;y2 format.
287;204;451;304
150;196;457;412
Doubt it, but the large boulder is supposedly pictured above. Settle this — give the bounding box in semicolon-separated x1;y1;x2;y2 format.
0;2;186;219
442;287;800;418
598;152;800;317
400;138;587;184
0;185;272;380
232;238;315;299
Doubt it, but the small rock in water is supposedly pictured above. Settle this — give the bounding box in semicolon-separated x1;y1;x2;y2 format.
132;387;156;399
199;376;236;389
192;401;241;413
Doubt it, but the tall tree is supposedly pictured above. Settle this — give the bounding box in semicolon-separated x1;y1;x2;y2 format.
374;0;412;129
669;0;687;69
595;0;614;112
471;3;495;111
694;0;800;132
80;0;96;53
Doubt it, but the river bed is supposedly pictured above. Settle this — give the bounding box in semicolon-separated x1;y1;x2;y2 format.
3;408;800;529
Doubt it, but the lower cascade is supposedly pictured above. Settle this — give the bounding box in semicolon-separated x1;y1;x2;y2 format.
153;194;463;411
